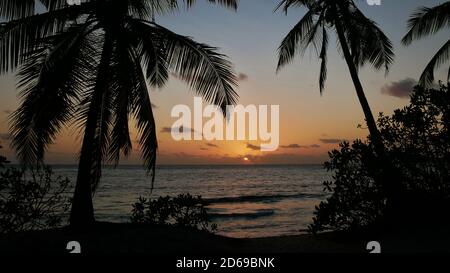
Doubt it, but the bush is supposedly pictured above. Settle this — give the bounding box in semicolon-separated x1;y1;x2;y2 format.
130;194;217;232
309;84;450;233
0;145;9;168
0;160;71;234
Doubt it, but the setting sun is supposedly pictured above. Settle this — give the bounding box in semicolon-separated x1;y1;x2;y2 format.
0;0;447;258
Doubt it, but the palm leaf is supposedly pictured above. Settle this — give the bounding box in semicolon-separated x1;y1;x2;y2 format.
10;23;95;164
129;0;178;19
184;0;238;10
402;2;450;46
40;0;69;11
276;9;316;71
129;48;158;188
108;35;136;165
151;21;238;113
0;3;93;74
0;0;69;20
0;0;35;20
419;39;450;87
319;26;328;94
275;0;316;14
127;18;169;88
343;7;394;72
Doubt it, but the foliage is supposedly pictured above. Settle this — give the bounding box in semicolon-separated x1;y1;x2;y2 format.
0;162;71;234
402;1;450;86
1;0;239;197
0;145;10;168
276;0;394;93
131;193;217;232
310;84;450;233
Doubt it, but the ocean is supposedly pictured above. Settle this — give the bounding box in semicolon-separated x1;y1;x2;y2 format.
53;165;330;238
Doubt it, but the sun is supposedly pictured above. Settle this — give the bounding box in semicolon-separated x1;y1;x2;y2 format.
243;157;249;161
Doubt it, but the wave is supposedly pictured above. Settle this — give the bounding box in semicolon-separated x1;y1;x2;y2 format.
209;209;275;220
205;193;324;204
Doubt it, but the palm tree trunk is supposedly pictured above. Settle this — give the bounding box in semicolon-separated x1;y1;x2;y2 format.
334;22;384;157
70;32;114;226
333;17;401;202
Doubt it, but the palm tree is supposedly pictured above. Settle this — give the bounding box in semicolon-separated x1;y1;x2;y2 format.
276;0;394;184
402;1;450;87
0;0;239;226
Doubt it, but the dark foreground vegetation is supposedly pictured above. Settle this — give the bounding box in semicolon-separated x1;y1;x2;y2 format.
1;221;450;254
311;85;450;234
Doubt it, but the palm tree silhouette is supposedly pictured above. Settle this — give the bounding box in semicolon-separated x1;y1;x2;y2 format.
276;0;394;181
0;0;239;226
402;1;450;87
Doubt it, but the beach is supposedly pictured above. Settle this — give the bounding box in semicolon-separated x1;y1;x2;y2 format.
2;222;450;254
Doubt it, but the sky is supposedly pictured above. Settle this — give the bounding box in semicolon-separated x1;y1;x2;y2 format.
0;0;449;165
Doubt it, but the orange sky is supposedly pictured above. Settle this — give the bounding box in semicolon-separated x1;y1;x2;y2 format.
1;0;449;165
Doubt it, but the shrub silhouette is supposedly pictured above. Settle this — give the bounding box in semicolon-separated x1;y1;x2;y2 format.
130;194;217;232
0;145;9;168
310;84;450;233
0;154;71;234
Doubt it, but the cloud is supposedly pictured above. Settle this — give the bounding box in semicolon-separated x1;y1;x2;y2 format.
319;138;346;144
280;143;321;149
0;133;10;141
281;144;303;149
246;143;261;151
238;73;249;81
151;103;158;109
160;126;199;134
206;143;219;148
381;78;417;98
3;109;11;115
160;127;172;133
200;148;209;151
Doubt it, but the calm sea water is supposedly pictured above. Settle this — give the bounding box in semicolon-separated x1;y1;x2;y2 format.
53;165;330;238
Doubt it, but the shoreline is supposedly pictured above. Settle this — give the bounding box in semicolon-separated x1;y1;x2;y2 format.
1;222;449;254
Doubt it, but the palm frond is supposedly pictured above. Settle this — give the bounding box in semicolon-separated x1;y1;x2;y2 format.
41;0;71;11
303;10;325;56
108;36;135;165
128;19;169;88
277;9;315;71
0;0;69;20
90;49;115;192
319;26;328;94
419;39;450;87
152;22;239;113
128;0;178;19
89;89;113;192
73;32;116;193
129;48;158;189
0;0;35;20
0;3;92;74
343;7;394;72
402;2;450;46
275;0;315;14
184;0;238;10
10;23;95;164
